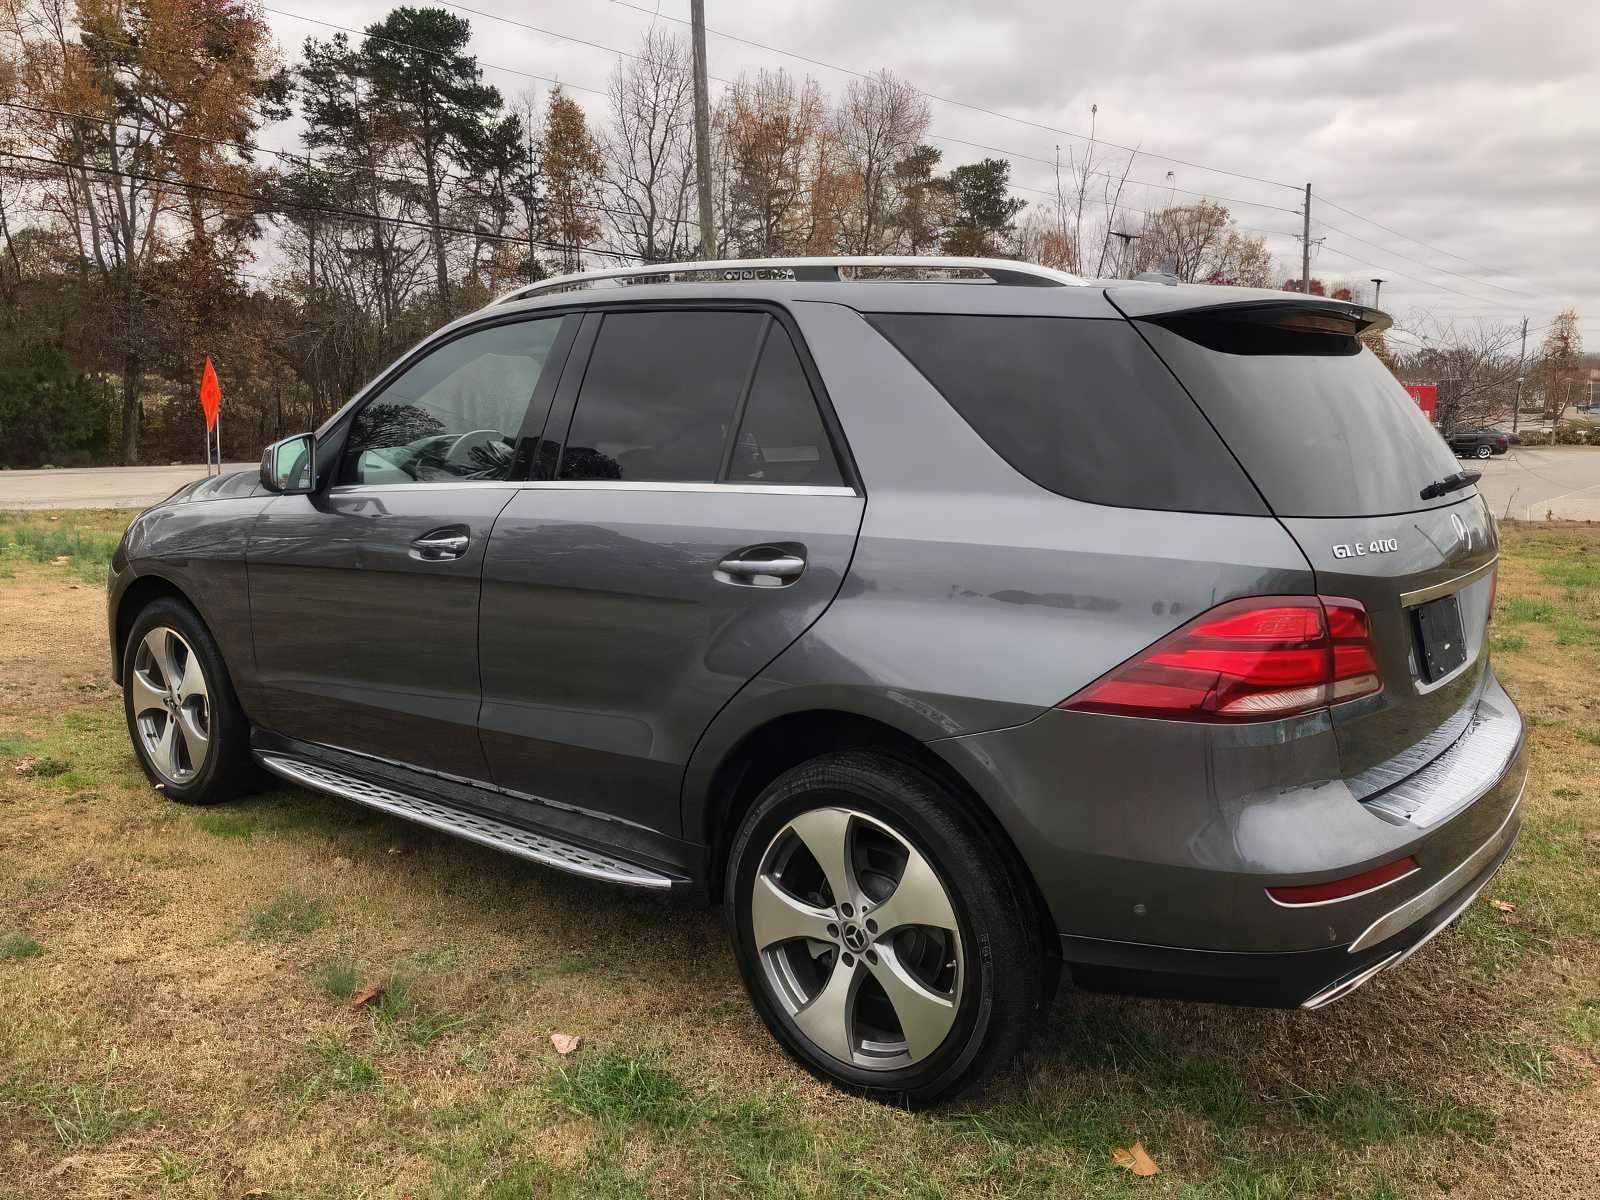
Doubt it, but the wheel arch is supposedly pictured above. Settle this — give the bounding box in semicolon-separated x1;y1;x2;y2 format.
113;573;197;684
693;706;1058;974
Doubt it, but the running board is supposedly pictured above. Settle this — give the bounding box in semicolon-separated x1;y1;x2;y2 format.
256;752;674;890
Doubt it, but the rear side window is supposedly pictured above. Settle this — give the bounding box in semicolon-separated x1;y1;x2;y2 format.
562;310;764;482
727;323;844;486
865;313;1265;514
1137;320;1465;518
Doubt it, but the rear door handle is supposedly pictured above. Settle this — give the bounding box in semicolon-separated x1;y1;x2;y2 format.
410;526;470;561
715;546;807;587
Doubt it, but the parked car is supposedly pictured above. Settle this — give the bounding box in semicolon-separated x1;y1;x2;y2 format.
108;258;1525;1104
1446;425;1509;458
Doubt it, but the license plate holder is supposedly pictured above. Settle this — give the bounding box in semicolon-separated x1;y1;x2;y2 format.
1413;594;1468;682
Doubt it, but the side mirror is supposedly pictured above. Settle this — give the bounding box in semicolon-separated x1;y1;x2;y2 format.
261;433;316;495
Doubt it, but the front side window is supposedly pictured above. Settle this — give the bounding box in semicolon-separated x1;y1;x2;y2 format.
341;318;563;486
561;310;765;482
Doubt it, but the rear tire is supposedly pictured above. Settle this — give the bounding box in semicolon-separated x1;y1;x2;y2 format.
1476;444;1493;459
122;596;254;805
725;750;1041;1105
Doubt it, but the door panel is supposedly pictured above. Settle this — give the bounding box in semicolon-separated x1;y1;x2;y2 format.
250;485;519;778
479;485;864;831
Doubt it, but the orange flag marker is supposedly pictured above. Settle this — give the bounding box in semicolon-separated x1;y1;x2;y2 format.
199;357;221;431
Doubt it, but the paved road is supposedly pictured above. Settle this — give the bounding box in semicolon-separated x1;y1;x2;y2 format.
0;463;254;511
3;450;1599;522
1471;446;1600;522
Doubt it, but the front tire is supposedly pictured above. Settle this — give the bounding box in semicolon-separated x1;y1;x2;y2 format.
1476;444;1493;459
725;751;1042;1105
122;596;253;805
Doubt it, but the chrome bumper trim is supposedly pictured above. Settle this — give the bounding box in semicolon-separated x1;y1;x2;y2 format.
1302;951;1404;1010
1347;775;1524;955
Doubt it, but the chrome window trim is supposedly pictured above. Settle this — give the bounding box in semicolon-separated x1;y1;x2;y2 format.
514;480;860;497
1399;557;1497;608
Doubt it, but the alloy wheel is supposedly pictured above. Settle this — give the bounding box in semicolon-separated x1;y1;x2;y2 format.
752;806;963;1070
130;626;211;784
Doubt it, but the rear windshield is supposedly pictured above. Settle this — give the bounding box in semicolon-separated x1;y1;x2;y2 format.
865;313;1265;514
1137;320;1467;518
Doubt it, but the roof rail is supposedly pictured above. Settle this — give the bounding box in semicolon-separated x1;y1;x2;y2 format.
489;256;1086;307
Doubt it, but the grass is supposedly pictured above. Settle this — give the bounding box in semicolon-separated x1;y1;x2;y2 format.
243;886;328;941
0;512;126;583
0;515;1599;1197
0;933;44;961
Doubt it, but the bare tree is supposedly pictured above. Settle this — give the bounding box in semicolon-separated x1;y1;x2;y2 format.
723;68;822;256
599;28;696;264
1394;315;1523;430
833;69;929;254
1539;308;1584;421
539;87;602;273
1133;200;1272;285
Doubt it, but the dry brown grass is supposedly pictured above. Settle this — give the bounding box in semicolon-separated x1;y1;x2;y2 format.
1;512;1597;1199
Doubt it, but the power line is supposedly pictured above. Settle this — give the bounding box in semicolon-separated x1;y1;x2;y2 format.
263;6;609;97
0;98;700;231
601;0;1303;193
1316;192;1519;278
1313;215;1540;301
0;148;635;260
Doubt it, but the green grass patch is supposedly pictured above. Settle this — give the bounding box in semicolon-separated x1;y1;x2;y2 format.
528;950;594;981
545;1050;700;1130
1289;1079;1493;1144
1539;560;1600;589
312;1037;379;1090
14;756;69;779
1564;1000;1600;1044
244;886;328;941
0;520;123;583
0;933;43;961
317;960;360;1002
0;733;38;757
193;810;259;839
1499;595;1556;624
40;1080;145;1146
1498;1041;1560;1087
1490;630;1527;653
1574;726;1600;747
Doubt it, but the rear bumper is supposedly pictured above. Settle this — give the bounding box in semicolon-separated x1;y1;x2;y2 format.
931;664;1527;1006
1060;783;1520;1008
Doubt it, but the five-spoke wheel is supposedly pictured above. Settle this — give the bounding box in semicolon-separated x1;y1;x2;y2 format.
130;626;211;783
727;751;1043;1104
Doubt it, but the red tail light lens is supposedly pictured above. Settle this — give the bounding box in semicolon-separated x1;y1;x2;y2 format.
1267;855;1418;905
1059;595;1383;723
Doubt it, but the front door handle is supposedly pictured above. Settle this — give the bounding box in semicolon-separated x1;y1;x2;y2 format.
410;526;470;561
715;545;807;587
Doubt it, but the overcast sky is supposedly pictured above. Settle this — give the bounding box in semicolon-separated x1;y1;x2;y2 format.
260;0;1599;351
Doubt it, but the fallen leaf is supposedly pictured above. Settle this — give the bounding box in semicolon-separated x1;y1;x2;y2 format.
1490;899;1516;913
550;1033;583;1056
1111;1142;1160;1177
349;983;385;1009
12;757;35;775
50;555;69;565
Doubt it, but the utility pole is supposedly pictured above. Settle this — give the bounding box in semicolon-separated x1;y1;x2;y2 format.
690;0;716;261
1512;315;1528;435
1301;182;1312;295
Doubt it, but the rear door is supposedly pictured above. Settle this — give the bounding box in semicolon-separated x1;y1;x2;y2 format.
478;306;863;833
1127;299;1496;784
249;314;575;779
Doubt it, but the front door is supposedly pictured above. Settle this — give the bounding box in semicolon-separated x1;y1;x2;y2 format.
479;307;864;832
249;313;575;779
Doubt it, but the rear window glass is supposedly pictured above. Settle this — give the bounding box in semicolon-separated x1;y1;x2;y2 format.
865;313;1265;514
1137;321;1467;518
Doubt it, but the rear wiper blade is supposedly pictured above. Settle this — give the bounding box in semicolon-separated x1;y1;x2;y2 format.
1419;469;1482;500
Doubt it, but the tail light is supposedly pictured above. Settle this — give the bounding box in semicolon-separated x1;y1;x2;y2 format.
1487;562;1499;624
1059;595;1382;723
1267;855;1418;905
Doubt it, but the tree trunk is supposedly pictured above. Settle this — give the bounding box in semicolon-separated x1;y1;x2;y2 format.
119;349;142;465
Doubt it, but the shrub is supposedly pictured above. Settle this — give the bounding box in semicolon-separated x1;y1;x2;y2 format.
0;347;112;468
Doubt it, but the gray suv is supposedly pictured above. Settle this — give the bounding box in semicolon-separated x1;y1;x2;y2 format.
108;257;1526;1103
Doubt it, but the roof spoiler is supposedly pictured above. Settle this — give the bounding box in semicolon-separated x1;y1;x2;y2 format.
1109;290;1392;337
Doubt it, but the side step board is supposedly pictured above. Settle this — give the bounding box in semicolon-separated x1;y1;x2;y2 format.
256;752;675;890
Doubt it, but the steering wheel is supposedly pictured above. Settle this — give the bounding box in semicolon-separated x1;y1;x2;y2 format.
442;428;504;471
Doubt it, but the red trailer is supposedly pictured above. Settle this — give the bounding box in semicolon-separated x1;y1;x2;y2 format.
1403;383;1438;423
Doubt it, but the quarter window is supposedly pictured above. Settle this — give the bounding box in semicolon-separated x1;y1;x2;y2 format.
340;318;563;486
561;310;765;482
727;324;844;486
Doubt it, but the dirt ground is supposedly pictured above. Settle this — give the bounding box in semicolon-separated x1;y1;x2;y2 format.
1;512;1597;1199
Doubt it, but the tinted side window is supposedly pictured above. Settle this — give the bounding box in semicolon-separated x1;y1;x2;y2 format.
341;318;563;485
866;314;1265;514
562;310;764;482
727;324;844;486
